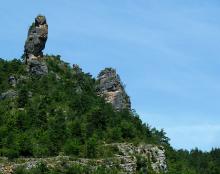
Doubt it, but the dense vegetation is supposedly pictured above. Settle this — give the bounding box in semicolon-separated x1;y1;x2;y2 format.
166;147;220;174
0;56;167;157
0;56;219;174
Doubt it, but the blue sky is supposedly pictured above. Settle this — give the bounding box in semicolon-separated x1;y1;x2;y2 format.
1;0;220;151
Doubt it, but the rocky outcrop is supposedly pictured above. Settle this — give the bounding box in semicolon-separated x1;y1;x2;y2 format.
0;90;17;100
8;76;16;87
27;59;48;75
24;15;48;75
0;143;167;174
97;68;131;111
112;143;167;173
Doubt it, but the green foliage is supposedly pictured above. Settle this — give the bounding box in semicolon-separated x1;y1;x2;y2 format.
17;87;29;108
165;146;220;174
64;139;80;156
0;56;219;173
0;56;163;160
136;155;148;173
85;135;98;158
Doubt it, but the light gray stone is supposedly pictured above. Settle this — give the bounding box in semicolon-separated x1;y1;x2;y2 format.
8;75;16;87
27;59;48;75
24;15;48;63
97;68;131;111
0;90;17;100
24;15;48;75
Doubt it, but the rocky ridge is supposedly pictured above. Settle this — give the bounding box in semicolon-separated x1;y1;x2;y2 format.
0;143;167;174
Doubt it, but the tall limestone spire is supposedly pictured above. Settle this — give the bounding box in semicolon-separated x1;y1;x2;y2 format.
24;15;48;75
24;15;48;62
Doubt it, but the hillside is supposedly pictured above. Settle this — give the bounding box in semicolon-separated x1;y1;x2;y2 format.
0;15;220;174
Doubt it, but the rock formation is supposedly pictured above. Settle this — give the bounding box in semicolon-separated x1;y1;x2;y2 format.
27;59;48;75
111;143;167;173
24;15;48;61
24;15;48;75
0;143;167;174
0;90;17;100
8;75;16;87
97;68;131;111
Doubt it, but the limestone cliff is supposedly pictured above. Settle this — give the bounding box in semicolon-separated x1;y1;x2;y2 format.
97;68;131;111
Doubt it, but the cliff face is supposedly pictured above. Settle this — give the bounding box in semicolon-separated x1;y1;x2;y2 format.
97;68;131;111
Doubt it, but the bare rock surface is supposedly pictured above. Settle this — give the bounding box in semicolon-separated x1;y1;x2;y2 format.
24;15;48;75
97;68;131;111
109;143;167;173
0;90;17;100
27;59;48;75
8;76;16;87
24;15;48;62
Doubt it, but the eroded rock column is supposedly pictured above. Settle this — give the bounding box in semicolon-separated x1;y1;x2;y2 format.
24;15;48;75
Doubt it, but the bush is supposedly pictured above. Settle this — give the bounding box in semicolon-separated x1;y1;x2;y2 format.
64;139;80;156
85;136;98;158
